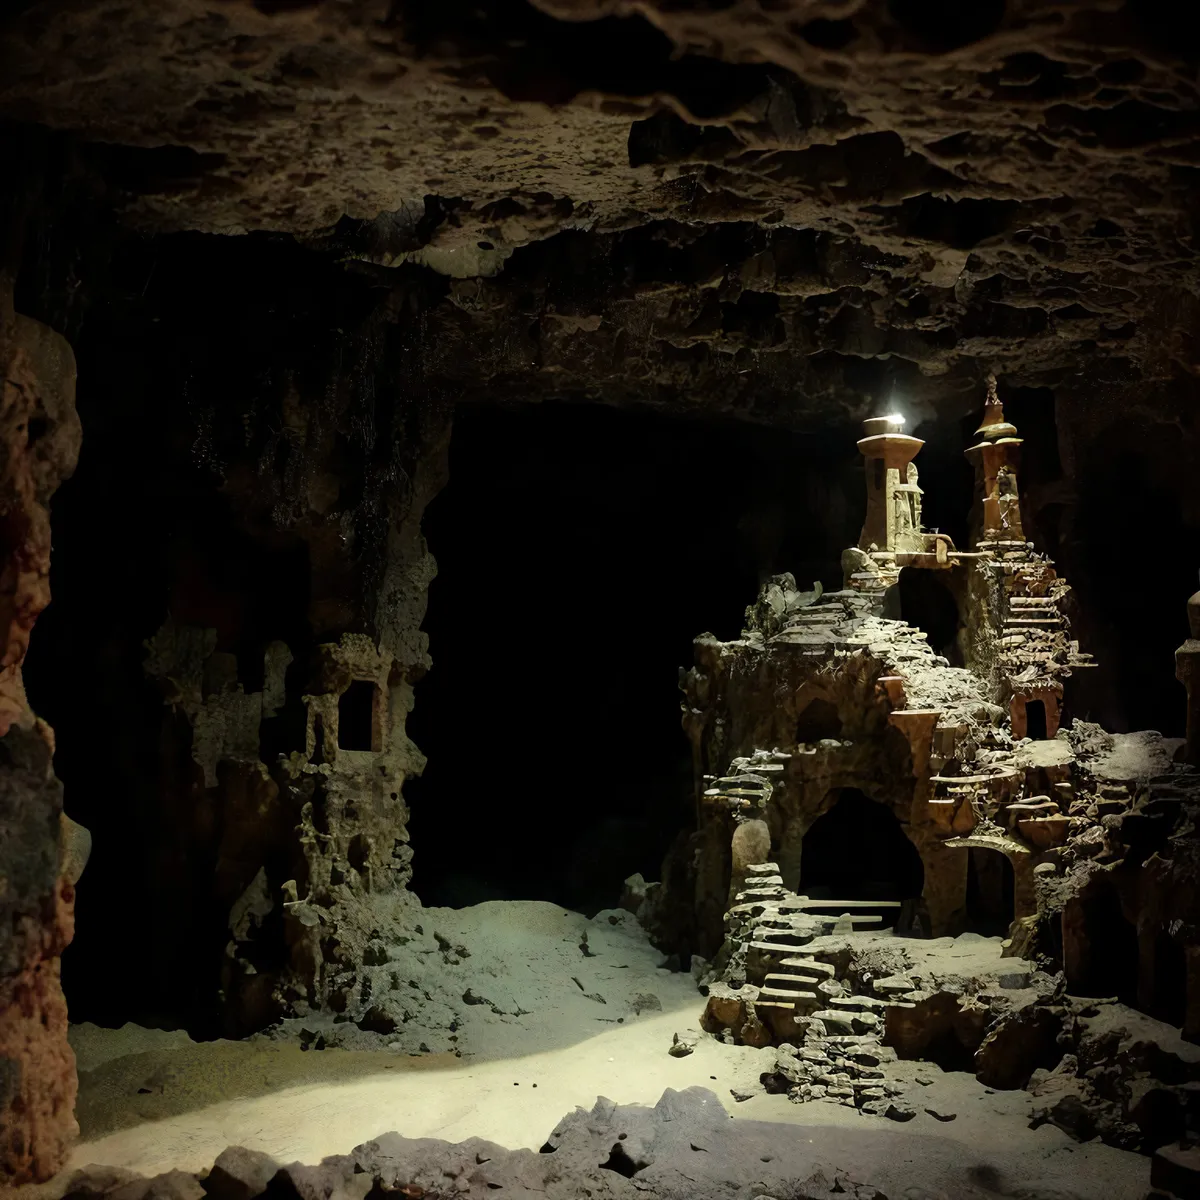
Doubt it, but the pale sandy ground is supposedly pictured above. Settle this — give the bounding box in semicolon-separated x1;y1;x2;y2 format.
56;1007;1150;1197
25;905;1151;1198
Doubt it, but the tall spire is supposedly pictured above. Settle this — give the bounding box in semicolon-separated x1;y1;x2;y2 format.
974;373;1018;443
966;373;1024;543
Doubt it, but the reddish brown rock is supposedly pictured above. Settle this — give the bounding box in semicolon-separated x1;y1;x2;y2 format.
0;290;83;1183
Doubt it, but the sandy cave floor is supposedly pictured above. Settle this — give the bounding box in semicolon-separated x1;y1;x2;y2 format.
37;902;1151;1198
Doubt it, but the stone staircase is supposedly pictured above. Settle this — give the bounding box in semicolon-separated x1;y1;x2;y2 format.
708;863;933;1111
727;863;912;1026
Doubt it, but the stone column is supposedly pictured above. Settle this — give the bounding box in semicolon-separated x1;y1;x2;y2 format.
0;293;83;1183
856;416;924;554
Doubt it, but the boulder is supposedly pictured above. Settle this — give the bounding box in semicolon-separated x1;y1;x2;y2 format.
204;1147;280;1200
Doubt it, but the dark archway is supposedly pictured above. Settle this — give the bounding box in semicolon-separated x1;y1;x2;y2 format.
338;681;376;751
966;848;1015;936
796;697;842;743
897;568;961;663
1070;887;1139;1005
799;789;924;920
1025;699;1048;741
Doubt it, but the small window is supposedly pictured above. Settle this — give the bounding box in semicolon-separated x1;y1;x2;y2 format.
338;680;376;751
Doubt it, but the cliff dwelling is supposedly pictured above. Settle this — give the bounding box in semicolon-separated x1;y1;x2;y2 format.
3;4;1200;1200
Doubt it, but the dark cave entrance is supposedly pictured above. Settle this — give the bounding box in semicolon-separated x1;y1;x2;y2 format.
896;567;961;663
795;697;842;743
797;789;924;922
965;848;1015;936
406;401;861;913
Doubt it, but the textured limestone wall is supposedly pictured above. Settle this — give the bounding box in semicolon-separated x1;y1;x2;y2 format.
0;296;82;1182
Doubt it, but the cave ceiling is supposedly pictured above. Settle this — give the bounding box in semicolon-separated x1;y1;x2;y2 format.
1;0;1199;426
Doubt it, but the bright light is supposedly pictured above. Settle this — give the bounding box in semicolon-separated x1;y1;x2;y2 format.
885;412;906;426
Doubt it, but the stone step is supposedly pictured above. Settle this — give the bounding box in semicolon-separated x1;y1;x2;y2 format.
757;986;820;1005
728;902;785;918
761;913;884;931
828;994;911;1012
824;914;885;930
749;938;816;955
738;887;787;901
781;898;902;911
778;957;837;978
741;874;784;888
811;1009;865;1033
753;999;803;1016
764;973;823;993
747;862;782;875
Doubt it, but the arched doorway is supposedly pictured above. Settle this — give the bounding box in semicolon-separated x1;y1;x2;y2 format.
1065;886;1139;1005
897;568;961;664
966;848;1015;936
795;696;842;743
1025;699;1048;741
799;789;924;924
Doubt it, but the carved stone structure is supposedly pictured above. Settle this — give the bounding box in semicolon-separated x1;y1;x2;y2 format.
674;383;1110;1024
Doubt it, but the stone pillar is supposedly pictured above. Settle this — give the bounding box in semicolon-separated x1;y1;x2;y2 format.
910;829;967;936
0;296;83;1183
856;415;925;554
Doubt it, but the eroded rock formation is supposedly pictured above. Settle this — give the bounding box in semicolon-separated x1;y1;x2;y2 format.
0;270;82;1180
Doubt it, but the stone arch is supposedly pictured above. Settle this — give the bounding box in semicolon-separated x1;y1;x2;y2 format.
789;788;924;923
944;833;1035;936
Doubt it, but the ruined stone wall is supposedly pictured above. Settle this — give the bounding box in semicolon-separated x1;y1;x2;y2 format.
0;291;82;1181
138;379;451;1036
